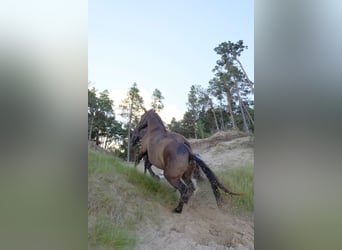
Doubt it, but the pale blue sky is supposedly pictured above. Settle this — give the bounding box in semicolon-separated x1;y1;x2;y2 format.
89;0;254;123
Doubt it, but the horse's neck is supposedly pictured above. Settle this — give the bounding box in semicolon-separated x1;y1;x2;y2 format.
148;124;166;132
147;117;166;132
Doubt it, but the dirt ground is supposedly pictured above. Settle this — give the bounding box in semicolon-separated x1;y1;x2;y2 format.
134;132;254;250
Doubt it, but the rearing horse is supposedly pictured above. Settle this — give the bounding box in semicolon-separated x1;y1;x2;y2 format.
132;109;243;213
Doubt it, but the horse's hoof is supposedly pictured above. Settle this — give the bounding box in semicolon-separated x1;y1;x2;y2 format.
216;199;224;208
174;207;182;213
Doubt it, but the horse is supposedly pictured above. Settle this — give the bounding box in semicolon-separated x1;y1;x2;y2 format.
131;109;244;213
132;127;159;179
132;125;204;181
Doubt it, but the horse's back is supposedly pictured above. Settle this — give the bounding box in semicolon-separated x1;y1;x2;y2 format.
144;131;191;175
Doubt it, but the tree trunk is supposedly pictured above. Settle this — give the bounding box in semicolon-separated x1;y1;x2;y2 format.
234;78;249;133
104;137;108;149
209;99;219;131
127;106;132;162
127;125;131;161
88;114;94;141
225;86;236;129
218;102;225;130
235;58;254;94
242;102;254;126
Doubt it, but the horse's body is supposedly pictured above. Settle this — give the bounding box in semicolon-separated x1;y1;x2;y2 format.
133;127;203;180
132;109;243;213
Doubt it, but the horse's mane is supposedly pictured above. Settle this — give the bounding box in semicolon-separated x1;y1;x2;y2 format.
145;109;166;131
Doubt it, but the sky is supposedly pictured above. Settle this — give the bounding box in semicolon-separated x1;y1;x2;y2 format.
89;0;254;123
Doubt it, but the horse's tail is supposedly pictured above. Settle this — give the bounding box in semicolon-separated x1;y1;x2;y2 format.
191;154;245;197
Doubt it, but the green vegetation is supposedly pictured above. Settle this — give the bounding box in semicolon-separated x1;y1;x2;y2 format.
88;219;136;250
219;165;254;212
89;150;177;205
88;149;177;250
89;40;254;159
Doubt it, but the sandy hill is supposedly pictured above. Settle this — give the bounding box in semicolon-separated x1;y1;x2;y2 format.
89;131;254;250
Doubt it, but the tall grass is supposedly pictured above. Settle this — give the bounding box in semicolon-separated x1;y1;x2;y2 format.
88;150;177;205
88;219;136;250
88;149;178;249
219;165;254;212
88;150;120;174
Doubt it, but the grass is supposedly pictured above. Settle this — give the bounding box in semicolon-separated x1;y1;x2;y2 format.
88;150;177;205
219;165;254;212
88;219;136;250
88;149;177;249
88;150;120;174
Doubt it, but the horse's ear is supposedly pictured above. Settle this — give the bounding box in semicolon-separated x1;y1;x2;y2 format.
141;106;147;112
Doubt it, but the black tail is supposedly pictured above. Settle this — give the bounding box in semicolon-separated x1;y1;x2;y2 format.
181;143;244;206
191;154;244;196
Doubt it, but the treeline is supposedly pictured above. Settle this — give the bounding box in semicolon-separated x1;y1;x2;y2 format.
88;40;254;160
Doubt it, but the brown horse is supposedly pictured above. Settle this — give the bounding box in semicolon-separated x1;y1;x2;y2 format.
132;109;244;213
132;126;159;179
132;125;204;180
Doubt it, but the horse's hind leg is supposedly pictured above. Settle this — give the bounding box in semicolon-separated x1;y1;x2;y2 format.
193;164;205;181
182;176;195;204
164;175;188;213
182;161;196;204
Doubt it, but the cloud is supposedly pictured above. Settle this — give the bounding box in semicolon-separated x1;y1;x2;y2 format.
160;104;184;124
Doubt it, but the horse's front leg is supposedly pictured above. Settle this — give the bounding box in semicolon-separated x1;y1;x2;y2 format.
135;138;148;166
142;155;160;180
134;150;145;166
143;155;149;173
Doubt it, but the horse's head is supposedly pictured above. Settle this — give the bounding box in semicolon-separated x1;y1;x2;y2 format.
131;109;164;145
131;127;139;146
131;125;146;146
131;110;151;145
